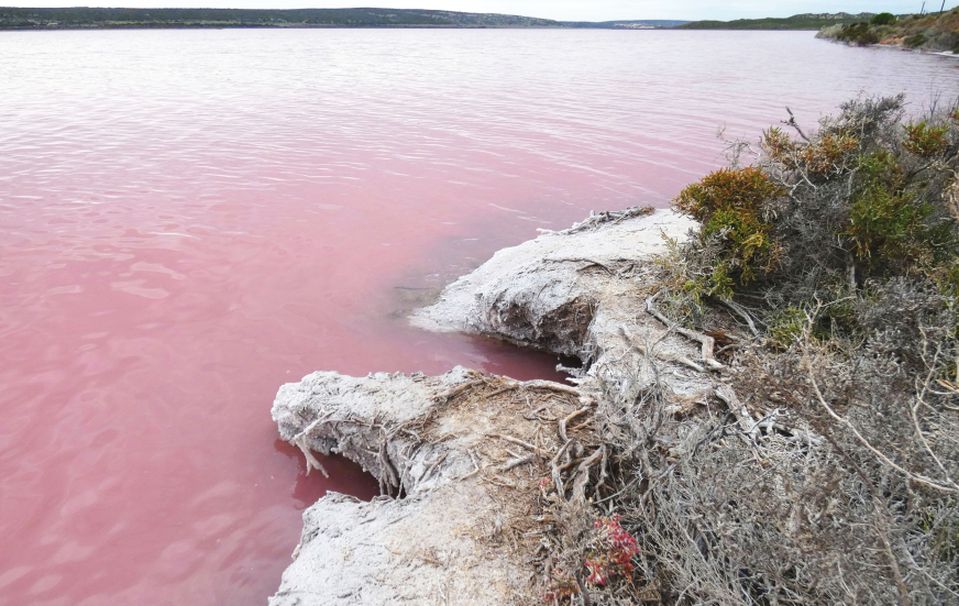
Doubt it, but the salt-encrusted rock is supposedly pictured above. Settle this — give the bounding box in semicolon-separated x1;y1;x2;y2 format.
413;208;712;404
270;368;589;605
411;208;690;347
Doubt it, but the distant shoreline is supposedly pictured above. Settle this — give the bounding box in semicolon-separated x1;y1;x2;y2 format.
0;7;893;32
0;25;834;33
0;24;571;31
0;7;688;31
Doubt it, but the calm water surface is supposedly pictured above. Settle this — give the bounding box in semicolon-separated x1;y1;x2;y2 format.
1;29;957;605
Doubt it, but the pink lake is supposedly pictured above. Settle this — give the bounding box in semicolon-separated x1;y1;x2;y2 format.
1;28;957;605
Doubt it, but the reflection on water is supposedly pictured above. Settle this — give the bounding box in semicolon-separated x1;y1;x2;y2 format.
0;28;956;605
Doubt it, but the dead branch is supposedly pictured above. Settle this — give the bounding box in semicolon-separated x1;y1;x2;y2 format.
784;106;812;142
418;451;448;486
491;433;547;455
570;446;606;501
719;298;761;338
559;405;592;442
801;349;959;494
714;384;758;441
499;454;537;473
551;439;573;497
521;379;581;396
647;292;724;370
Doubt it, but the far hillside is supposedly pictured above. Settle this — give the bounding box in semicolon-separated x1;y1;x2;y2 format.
819;7;959;53
0;7;561;29
0;7;689;30
680;12;871;30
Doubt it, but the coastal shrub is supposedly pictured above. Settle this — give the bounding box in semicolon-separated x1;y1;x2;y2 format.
904;119;950;156
836;21;881;45
801;130;861;175
603;96;959;605
674;167;782;292
871;12;897;26
846;179;935;271
815;23;843;40
673;95;959;310
766;305;806;348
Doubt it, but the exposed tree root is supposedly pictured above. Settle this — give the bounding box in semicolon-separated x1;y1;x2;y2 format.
646;292;724;371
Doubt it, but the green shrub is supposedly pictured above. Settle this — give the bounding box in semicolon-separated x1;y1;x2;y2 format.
838;22;881;45
670;95;959;314
934;259;959;299
846;181;936;272
841;147;953;276
801;131;860;175
904;120;949;157
767;306;807;348
674;167;783;289
871;12;897;25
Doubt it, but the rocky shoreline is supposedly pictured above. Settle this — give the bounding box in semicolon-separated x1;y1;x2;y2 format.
267;208;736;604
817;9;959;54
268;96;959;603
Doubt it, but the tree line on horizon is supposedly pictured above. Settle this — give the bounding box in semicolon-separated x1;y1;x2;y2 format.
0;7;688;30
0;6;875;32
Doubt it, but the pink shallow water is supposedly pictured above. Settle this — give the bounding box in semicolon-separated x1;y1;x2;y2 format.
1;28;957;605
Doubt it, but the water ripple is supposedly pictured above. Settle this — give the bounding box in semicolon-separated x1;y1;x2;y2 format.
0;28;957;606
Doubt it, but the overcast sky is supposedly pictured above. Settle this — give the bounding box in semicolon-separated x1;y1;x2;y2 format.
6;1;959;21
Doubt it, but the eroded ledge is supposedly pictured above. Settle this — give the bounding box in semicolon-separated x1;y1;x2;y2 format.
270;207;722;605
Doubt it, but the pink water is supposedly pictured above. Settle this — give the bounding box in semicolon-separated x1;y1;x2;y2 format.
1;28;957;605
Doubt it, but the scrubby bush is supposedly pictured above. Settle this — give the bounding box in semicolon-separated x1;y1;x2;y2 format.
674;95;959;316
872;12;897;26
835;21;881;45
905;119;950;156
603;96;959;605
674;167;782;293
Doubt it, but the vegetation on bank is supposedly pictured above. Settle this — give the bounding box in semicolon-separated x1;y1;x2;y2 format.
0;7;562;30
679;12;872;31
546;96;959;605
819;7;959;53
0;7;688;30
3;7;923;33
